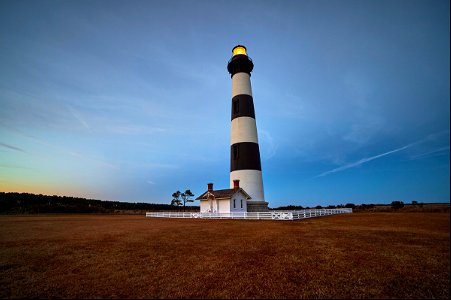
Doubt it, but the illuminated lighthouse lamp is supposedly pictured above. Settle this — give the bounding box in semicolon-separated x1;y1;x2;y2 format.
232;45;247;56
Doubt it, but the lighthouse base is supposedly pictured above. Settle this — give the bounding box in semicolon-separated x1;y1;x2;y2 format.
246;201;269;212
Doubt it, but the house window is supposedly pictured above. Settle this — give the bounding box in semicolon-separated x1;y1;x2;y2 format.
233;199;236;208
241;199;243;208
233;144;239;160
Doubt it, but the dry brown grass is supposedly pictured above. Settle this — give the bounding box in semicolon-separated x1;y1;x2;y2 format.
0;213;449;299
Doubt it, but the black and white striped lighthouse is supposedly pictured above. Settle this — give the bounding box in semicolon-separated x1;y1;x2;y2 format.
227;45;269;212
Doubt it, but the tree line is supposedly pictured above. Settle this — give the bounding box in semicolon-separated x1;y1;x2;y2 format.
0;192;199;214
271;201;419;211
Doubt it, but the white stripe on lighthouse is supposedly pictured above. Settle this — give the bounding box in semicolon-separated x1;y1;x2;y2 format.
232;72;252;97
230;170;265;202
230;117;259;144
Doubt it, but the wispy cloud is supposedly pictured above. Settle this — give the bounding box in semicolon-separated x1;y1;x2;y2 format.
410;146;450;160
0;164;33;170
260;129;278;160
106;125;166;135
65;150;119;170
139;163;179;170
316;130;449;178
67;105;91;131
316;139;425;178
422;130;450;142
0;123;118;170
0;142;26;153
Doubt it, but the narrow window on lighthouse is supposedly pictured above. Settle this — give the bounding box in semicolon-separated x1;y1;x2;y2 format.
240;199;243;208
233;144;240;160
233;99;239;114
233;199;236;208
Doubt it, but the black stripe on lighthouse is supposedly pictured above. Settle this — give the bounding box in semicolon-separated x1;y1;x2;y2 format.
231;94;255;120
230;142;262;171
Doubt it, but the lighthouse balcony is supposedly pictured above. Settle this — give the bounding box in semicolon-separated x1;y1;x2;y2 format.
227;54;254;76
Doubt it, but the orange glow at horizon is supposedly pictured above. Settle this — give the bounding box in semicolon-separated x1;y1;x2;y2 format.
0;178;93;198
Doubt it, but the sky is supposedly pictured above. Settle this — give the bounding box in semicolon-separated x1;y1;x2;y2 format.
0;0;449;208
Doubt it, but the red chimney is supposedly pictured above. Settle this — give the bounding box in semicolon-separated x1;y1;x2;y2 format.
207;183;213;192
233;179;240;190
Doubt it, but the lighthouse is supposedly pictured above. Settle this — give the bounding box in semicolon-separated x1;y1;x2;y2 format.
227;45;269;212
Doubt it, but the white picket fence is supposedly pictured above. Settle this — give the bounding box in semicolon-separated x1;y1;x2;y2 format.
145;208;352;221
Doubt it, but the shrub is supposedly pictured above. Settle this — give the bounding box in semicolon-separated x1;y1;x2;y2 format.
391;201;405;209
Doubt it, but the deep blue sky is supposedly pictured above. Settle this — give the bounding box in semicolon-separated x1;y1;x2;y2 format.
0;0;449;207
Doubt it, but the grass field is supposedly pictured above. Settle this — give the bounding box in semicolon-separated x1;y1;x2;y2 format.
0;213;449;299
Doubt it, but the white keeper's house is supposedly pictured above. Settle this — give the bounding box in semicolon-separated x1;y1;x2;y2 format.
196;181;251;213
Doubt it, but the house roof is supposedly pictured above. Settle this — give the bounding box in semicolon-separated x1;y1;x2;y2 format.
195;188;251;200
